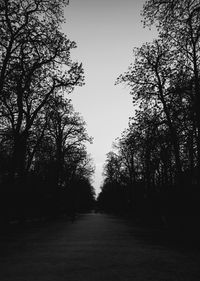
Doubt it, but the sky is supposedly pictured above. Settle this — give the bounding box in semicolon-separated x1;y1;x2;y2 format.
63;0;157;195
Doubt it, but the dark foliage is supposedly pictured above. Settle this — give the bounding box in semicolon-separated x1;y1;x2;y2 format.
0;0;95;225
97;0;200;233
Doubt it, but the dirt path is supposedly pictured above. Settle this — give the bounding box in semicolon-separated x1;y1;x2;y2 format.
0;213;200;281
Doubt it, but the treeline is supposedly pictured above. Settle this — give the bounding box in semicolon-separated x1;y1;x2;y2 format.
0;0;95;224
97;0;200;230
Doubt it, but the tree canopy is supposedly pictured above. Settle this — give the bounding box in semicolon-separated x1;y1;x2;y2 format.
0;0;95;223
97;0;200;228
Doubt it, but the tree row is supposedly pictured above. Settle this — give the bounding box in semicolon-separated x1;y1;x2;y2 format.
97;0;200;229
0;0;95;223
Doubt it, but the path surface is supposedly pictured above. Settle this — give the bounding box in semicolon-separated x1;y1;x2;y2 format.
0;213;200;281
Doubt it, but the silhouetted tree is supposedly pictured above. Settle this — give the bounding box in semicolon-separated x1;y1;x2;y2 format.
103;151;123;184
116;40;184;187
0;0;84;182
98;0;200;231
44;95;91;189
0;0;96;223
143;0;200;184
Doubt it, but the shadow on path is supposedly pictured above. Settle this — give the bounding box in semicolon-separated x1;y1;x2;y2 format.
0;213;200;281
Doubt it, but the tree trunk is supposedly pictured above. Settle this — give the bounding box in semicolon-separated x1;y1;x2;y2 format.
193;57;200;186
11;132;28;188
157;77;182;188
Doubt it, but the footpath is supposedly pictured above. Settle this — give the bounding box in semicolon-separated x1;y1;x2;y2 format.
0;213;200;281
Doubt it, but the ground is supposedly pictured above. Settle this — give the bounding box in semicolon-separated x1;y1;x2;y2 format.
0;213;200;281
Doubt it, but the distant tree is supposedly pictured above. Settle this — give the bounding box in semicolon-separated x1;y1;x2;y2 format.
46;95;91;188
114;126;142;206
116;40;185;186
67;177;95;213
103;151;124;185
31;96;93;189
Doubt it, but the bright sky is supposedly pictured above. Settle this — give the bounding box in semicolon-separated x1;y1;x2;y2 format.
63;0;157;195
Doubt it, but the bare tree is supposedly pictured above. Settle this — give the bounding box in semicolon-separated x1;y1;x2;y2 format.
0;0;84;179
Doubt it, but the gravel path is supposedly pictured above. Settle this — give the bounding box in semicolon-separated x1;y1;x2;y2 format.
0;213;200;281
